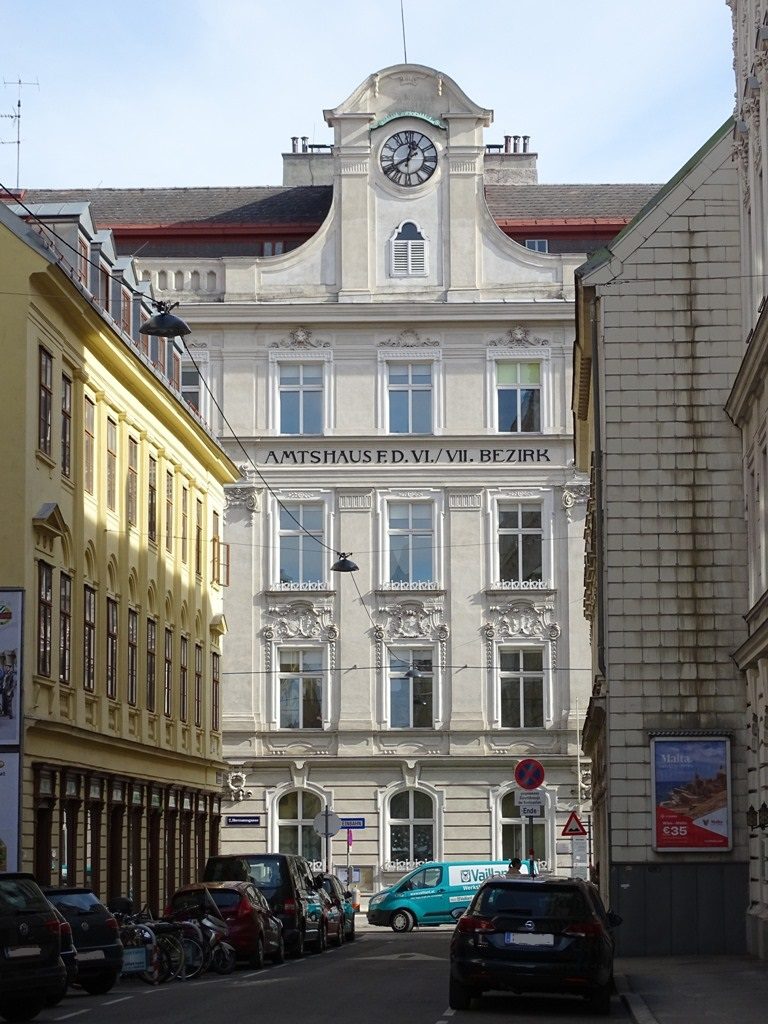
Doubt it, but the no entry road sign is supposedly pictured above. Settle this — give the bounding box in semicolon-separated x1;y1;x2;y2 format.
514;758;545;791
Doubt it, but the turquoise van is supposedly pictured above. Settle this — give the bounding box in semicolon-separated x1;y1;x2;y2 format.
367;861;521;932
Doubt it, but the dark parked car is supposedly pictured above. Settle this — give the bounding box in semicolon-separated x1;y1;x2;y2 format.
43;888;123;995
318;873;356;943
448;876;622;1015
44;904;76;1006
166;882;284;967
204;853;325;956
0;872;67;1023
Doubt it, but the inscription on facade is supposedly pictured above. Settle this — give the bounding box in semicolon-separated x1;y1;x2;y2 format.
262;447;552;466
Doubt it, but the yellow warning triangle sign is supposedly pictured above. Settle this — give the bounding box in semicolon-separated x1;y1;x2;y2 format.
561;811;587;837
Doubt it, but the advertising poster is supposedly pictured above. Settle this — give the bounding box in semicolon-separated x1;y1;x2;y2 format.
0;589;23;747
0;751;20;870
652;736;731;851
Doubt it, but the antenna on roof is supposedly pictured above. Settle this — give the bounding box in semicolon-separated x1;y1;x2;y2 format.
400;0;408;63
1;76;39;190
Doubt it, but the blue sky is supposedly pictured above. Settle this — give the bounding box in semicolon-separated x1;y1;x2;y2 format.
0;0;734;189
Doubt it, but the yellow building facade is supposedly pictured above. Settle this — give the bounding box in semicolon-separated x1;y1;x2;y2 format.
0;200;239;913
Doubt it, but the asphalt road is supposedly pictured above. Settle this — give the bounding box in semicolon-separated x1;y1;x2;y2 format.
34;922;630;1024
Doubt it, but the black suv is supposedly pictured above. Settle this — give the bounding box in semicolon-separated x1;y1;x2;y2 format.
203;853;323;956
0;872;67;1022
43;888;123;995
449;876;622;1015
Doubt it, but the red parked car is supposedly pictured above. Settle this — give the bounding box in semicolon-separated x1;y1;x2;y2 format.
166;882;284;968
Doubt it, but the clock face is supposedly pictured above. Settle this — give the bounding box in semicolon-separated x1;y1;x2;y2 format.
380;130;438;187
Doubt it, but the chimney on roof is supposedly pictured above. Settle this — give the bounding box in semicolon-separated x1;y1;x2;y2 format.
522;136;530;153
504;135;512;154
291;136;299;153
513;135;520;153
301;136;308;153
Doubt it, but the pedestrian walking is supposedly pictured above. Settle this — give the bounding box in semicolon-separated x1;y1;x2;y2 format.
506;857;523;877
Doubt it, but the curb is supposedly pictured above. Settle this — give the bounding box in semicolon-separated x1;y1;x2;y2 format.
614;974;660;1024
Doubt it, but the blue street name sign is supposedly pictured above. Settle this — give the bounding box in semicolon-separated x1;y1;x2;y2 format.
225;815;261;826
339;817;366;829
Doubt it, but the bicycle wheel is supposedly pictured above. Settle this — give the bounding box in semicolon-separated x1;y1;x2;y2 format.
157;934;186;980
180;937;205;979
211;943;236;975
139;943;171;985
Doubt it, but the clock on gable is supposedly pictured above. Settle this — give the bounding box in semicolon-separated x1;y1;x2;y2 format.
380;130;438;187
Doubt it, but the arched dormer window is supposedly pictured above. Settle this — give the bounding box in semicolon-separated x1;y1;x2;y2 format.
391;222;427;278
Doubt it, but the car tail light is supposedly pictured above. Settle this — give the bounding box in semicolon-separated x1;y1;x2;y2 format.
45;917;62;936
282;898;296;915
564;920;605;938
237;896;252;917
60;921;72;939
456;914;495;935
105;915;119;932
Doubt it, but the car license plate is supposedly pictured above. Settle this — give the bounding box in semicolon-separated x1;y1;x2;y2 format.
77;950;105;961
6;945;41;958
505;932;555;946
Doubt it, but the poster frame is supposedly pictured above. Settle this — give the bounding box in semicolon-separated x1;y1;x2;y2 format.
650;734;732;853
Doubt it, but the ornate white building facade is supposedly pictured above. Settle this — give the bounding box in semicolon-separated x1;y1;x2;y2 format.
193;66;594;891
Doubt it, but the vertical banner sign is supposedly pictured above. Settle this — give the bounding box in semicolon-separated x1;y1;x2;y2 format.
0;589;23;746
652;736;732;851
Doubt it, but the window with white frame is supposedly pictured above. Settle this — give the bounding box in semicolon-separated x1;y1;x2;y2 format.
388;362;432;434
278;648;323;729
181;352;210;423
499;648;544;728
496;361;541;432
500;790;546;861
389;648;433;728
277;790;322;861
279;503;324;585
388;502;434;585
279;363;323;435
498;502;543;585
390;222;427;277
525;239;548;253
389;790;434;861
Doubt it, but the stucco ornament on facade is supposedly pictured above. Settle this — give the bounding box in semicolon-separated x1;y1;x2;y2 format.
224;485;259;518
489;325;549;348
379;329;439;348
562;483;590;521
226;770;250;801
374;600;449;673
484;600;561;673
269;327;330;349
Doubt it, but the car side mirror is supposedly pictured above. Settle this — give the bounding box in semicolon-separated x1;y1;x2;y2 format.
607;912;623;928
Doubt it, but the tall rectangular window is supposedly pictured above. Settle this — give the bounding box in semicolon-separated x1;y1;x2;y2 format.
498;503;543;585
388;502;433;584
106;597;118;699
121;288;131;335
388;363;432;434
194;643;203;727
500;649;544;728
59;573;72;684
61;374;72;478
389;648;433;728
100;265;110;313
164;627;173;717
83;585;96;692
127;609;138;706
146;619;156;712
106;418;117;511
496;362;541;432
37;562;53;677
38;348;53;456
279;649;322;729
181;488;188;564
279;363;322;435
148;456;157;543
181;365;201;413
78;238;89;285
165;471;174;553
84;397;95;494
127;437;138;526
195;500;203;576
279;503;323;585
180;635;189;723
211;651;220;731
